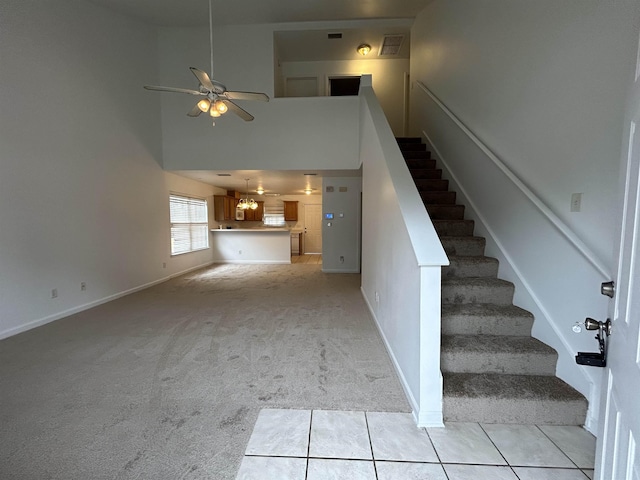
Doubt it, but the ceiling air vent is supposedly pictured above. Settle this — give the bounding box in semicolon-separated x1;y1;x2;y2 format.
379;34;405;56
327;32;343;39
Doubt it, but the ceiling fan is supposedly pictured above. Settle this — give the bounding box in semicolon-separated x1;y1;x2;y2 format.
143;0;269;123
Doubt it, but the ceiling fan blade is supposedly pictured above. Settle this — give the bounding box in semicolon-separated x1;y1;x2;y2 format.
224;91;270;102
144;85;204;96
223;100;254;122
187;103;203;117
190;67;215;92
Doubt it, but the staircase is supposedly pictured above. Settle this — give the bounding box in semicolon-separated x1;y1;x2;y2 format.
397;137;588;425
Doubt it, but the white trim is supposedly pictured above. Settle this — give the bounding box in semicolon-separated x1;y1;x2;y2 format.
416;81;611;278
212;260;291;265
0;261;215;340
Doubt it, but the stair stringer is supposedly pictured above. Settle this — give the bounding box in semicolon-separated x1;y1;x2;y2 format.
420;131;600;432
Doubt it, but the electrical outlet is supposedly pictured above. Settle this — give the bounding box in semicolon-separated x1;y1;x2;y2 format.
375;291;380;303
340;256;344;264
80;282;86;291
51;288;58;299
162;262;166;269
571;193;582;212
238;250;242;255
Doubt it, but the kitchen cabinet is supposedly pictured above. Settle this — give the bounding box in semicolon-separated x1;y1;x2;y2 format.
243;201;264;221
214;195;237;221
283;201;298;221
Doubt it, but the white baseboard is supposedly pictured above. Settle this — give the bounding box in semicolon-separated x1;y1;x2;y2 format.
0;261;215;340
212;260;291;265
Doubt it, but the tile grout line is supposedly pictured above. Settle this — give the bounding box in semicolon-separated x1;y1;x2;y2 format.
421;424;450;480
534;424;585;470
477;422;521;478
305;410;313;480
363;411;379;480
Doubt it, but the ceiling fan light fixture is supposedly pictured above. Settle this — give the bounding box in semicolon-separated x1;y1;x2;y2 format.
198;98;211;112
215;100;228;114
357;44;372;56
209;108;221;117
304;188;312;195
256;188;264;195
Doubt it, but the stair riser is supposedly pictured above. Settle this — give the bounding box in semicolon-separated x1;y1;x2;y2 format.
406;159;436;169
397;137;422;144
421;192;456;205
443;397;588;425
443;260;498;278
442;284;514;305
400;143;428;152
433;221;475;237
402;150;431;159
441;351;557;376
427;205;465;220
441;316;533;336
415;179;449;192
441;237;486;256
410;169;442;180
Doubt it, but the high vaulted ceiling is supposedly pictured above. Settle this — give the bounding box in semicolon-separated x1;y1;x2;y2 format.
85;0;428;194
86;0;430;27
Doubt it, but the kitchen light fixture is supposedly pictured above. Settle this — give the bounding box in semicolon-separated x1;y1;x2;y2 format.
304;188;313;195
256;187;264;195
357;44;372;56
237;178;258;210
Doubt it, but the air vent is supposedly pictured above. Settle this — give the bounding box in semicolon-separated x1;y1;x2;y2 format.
217;173;231;176
304;173;317;176
327;33;342;39
379;34;404;56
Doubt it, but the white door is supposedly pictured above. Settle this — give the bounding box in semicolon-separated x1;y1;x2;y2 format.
595;30;640;479
304;204;322;254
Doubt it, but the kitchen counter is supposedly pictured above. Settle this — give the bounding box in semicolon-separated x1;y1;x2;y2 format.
210;228;291;264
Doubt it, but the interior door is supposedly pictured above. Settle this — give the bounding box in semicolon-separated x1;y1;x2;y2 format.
595;29;640;479
304;204;322;254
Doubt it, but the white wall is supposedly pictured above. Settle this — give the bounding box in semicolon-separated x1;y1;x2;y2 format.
321;177;362;273
360;78;449;425
410;0;639;430
411;0;635;267
211;231;291;264
280;58;410;136
0;1;216;339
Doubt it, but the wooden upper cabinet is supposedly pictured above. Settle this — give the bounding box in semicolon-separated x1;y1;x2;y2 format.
283;201;298;221
214;195;237;221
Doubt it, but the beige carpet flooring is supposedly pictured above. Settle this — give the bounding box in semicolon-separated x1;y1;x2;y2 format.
0;264;409;480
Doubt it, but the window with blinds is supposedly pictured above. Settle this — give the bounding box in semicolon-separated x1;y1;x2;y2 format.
169;194;209;255
263;202;285;226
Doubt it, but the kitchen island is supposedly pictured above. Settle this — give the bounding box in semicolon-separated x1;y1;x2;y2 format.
210;228;291;264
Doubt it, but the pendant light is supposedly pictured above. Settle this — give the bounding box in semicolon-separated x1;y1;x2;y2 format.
237;178;258;210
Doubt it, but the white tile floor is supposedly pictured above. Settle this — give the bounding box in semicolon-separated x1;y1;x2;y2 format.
235;409;596;480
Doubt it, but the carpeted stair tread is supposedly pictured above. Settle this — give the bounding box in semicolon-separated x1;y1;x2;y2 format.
433;220;475;237
442;304;534;336
441;335;558;376
440;236;486;256
444;255;499;278
396;137;587;426
442;277;514;305
443;373;588;424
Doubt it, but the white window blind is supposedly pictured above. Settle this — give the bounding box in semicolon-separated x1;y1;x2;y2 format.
170;195;209;255
263;202;285;226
